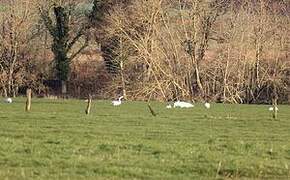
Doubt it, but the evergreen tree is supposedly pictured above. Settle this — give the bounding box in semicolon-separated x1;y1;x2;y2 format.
40;4;89;94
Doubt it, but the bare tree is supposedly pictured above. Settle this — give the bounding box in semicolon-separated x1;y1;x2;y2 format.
0;0;40;97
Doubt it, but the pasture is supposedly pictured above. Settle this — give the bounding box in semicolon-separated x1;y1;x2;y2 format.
0;98;289;179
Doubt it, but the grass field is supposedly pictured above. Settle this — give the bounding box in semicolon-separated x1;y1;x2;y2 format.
0;98;289;179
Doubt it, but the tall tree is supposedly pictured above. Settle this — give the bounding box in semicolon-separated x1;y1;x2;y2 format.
40;4;88;95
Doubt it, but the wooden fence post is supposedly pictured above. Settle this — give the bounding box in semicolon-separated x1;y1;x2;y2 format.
26;89;32;111
85;94;92;115
148;104;157;116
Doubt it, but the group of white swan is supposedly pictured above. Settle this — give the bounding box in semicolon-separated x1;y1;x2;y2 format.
2;96;277;113
111;96;200;108
165;101;194;108
166;101;211;109
112;98;211;109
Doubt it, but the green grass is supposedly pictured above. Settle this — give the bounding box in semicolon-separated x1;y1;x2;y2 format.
0;98;289;179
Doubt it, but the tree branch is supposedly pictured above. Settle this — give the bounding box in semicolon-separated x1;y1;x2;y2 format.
39;7;55;37
68;38;88;62
66;25;88;52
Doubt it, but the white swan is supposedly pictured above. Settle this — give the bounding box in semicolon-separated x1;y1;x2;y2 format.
112;96;124;106
204;102;210;109
173;100;194;108
4;98;12;103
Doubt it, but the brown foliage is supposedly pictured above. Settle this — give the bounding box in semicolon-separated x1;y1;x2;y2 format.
1;0;289;104
101;0;290;103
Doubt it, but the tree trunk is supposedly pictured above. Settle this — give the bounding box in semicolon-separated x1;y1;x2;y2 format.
77;86;81;98
223;61;229;102
3;88;7;98
120;61;127;99
61;80;67;96
255;43;261;88
195;63;204;96
8;53;17;97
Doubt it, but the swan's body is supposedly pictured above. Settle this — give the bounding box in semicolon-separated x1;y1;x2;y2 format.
112;96;124;106
4;98;12;103
269;106;278;111
173;101;194;108
204;102;210;109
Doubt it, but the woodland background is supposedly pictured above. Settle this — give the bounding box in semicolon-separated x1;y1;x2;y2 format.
0;0;290;104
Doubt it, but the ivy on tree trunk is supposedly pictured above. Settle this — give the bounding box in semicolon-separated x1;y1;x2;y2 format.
53;6;69;81
40;5;88;95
